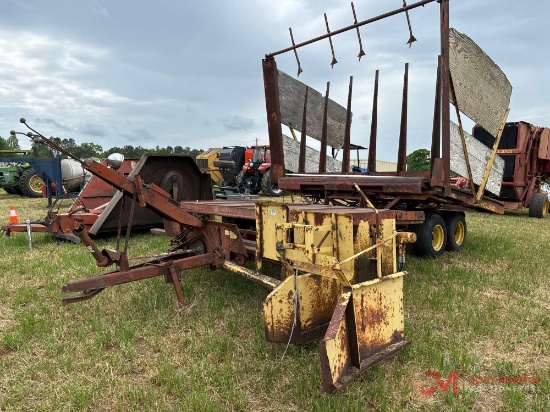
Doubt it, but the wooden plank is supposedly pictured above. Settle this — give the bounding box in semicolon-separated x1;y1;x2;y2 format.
282;134;344;173
450;121;504;195
449;28;512;137
278;70;349;149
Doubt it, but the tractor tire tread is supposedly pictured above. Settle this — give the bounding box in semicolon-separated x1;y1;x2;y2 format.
19;169;43;198
261;170;284;197
443;212;467;251
528;193;549;218
412;211;447;258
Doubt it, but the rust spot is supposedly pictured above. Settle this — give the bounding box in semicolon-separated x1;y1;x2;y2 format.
325;294;349;338
314;213;325;226
310;274;323;288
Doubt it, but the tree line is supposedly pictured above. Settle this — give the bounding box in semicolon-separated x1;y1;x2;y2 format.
0;135;203;160
1;134;434;171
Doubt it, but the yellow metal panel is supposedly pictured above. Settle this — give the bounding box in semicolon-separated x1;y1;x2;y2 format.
256;202;288;261
196;148;223;183
353;220;376;283
297;273;341;330
379;219;397;277
263;273;342;344
263;275;295;343
273;209;356;283
319;291;353;393
351;273;405;361
320;272;407;392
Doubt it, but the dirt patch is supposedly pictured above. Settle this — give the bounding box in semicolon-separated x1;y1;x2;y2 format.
471;336;550;371
0;304;15;333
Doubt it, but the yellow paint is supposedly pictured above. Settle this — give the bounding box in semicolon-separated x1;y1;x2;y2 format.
255;201;408;391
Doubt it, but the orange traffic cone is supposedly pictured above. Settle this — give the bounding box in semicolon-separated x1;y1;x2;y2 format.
9;206;18;224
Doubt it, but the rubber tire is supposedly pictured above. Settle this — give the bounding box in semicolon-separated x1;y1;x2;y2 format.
443;212;467;251
235;170;260;195
528;193;549;218
261;170;284;197
19;169;44;198
235;170;245;189
9;186;24;196
412;212;447;258
3;186;23;195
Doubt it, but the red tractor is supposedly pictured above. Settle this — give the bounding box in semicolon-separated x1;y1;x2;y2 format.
236;145;283;197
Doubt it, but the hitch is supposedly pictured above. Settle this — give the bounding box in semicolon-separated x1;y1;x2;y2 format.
72;216;112;267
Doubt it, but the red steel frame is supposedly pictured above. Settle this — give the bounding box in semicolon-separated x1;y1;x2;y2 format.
261;0;505;215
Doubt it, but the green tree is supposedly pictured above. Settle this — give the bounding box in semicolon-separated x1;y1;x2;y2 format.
6;135;21;150
73;142;103;159
0;136;10;151
31;143;54;158
406;148;431;171
0;135;22;152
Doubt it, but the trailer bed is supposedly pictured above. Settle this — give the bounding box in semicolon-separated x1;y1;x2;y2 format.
277;174;506;214
179;199;426;225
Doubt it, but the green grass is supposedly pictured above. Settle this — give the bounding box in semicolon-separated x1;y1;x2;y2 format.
0;192;549;411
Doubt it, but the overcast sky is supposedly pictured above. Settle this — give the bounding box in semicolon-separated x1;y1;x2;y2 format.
1;0;548;162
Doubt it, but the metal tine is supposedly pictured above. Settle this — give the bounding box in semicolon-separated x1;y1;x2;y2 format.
403;0;417;47
351;2;366;61
397;63;409;174
367;70;379;174
289;28;303;76
430;56;441;170
324;13;338;67
319;82;330;173
342;76;353;173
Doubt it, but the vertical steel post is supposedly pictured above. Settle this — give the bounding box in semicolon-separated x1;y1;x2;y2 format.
298;87;309;173
397;63;409;174
440;0;451;195
342;76;353;173
319;82;330;173
26;220;32;251
367;70;379;173
430;56;441;170
262;58;285;183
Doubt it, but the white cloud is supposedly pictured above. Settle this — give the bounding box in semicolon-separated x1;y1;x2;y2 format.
0;0;548;160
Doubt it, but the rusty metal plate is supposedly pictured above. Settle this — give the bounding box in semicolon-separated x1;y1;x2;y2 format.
278;70;350;149
263;273;341;345
89;154;211;234
320;273;408;392
351;274;405;360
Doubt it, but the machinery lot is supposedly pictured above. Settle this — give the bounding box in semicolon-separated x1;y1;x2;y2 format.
0;193;548;411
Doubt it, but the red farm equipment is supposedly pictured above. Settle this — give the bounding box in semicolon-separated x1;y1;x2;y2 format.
211;145;284;197
236;145;283;196
1;154;208;242
468;122;550;218
10;0;533;395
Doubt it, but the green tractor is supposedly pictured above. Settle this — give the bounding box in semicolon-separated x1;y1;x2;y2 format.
0;161;44;198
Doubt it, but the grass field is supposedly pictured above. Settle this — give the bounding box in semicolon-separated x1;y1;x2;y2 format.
0;191;549;411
